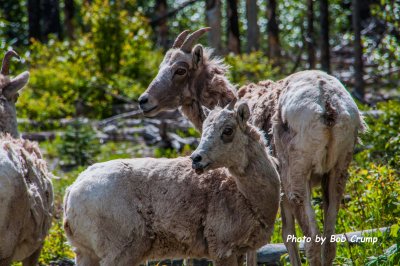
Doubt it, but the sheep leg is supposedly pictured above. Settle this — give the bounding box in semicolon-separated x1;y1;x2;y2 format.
22;244;43;266
287;170;321;266
321;167;348;266
183;258;194;266
245;251;256;266
281;196;301;266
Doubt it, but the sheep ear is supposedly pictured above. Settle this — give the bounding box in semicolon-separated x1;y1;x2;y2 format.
225;97;237;110
236;102;250;129
192;44;203;68
2;71;29;100
202;106;211;118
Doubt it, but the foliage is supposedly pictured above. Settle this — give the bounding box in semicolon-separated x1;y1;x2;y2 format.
58;119;100;167
358;100;400;168
16;5;162;122
95;141;147;161
154;144;193;159
84;0;124;75
39;220;75;265
366;240;400;266
371;0;400;30
225;51;280;85
0;0;28;48
367;0;400;88
337;164;399;233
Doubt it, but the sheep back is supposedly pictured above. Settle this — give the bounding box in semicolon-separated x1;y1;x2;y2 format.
0;135;53;261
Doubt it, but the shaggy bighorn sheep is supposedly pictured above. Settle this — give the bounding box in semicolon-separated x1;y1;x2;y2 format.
0;50;54;266
139;29;366;266
63;101;280;266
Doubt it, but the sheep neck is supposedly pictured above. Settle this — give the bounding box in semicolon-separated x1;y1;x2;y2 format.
0;106;19;138
180;58;236;131
229;133;280;227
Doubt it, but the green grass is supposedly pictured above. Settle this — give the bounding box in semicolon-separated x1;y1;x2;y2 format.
31;146;398;266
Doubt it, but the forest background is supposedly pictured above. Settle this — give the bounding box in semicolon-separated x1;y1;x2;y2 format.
0;0;399;265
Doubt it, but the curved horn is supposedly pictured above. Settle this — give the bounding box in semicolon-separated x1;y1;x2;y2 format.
3;71;29;99
181;27;211;52
1;50;20;75
172;30;191;48
225;98;237;110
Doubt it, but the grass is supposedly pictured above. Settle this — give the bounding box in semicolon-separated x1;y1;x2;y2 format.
26;146;398;266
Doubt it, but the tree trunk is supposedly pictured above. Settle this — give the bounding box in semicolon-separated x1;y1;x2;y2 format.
306;0;315;69
246;0;259;52
155;0;169;49
42;0;62;40
267;0;280;62
320;0;330;73
352;0;364;99
64;0;75;39
206;0;222;54
28;0;41;41
226;0;240;54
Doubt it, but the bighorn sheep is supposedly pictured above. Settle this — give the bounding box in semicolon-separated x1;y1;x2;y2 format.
139;28;366;265
139;28;236;131
138;27;259;265
63;101;280;266
0;50;54;266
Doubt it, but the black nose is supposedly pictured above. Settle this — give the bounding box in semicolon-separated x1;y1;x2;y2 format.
191;154;202;163
139;95;148;106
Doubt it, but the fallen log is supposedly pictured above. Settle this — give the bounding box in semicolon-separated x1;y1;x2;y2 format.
257;227;390;265
98;110;143;127
140;227;391;266
21;131;57;141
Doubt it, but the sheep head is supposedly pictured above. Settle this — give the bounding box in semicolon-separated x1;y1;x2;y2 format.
139;28;210;116
0;50;30;137
190;100;252;173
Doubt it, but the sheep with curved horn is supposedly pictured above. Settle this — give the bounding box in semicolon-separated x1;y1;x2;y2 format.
139;27;235;130
180;27;211;52
0;50;54;266
172;30;191;48
139;27;366;265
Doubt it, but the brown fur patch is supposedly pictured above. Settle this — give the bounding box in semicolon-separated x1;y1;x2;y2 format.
323;101;337;127
64;220;73;237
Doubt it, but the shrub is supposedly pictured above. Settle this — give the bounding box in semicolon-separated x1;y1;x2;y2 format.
16;5;162;122
358;100;400;168
224;51;280;85
57;119;100;167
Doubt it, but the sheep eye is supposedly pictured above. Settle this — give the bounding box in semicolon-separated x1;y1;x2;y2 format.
223;128;233;135
175;68;187;75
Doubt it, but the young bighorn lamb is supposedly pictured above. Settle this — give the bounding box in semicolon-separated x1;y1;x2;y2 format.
63;101;280;266
0;50;54;266
139;29;366;266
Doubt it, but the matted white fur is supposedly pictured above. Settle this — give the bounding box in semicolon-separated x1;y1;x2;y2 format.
0;51;54;266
